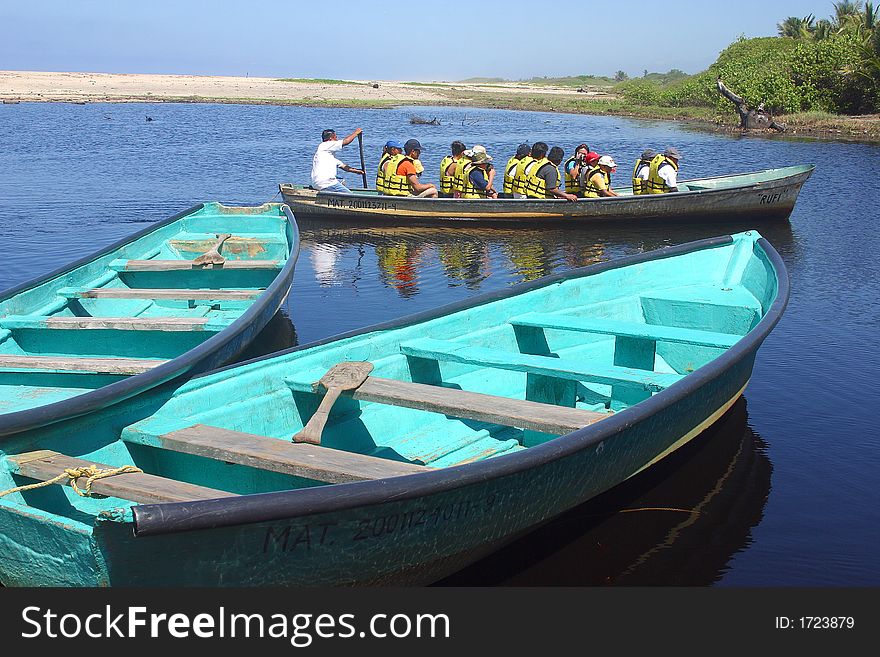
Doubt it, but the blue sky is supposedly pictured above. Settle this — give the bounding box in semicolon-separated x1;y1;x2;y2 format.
0;1;838;80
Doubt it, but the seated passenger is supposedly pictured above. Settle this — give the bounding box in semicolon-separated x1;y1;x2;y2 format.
384;139;438;197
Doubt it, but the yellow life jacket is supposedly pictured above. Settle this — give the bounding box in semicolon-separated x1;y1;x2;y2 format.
414;159;424;176
503;156;521;195
526;158;560;199
646;154;678;194
563;156;584;197
461;163;490;198
453;157;472;195
376;152;392;193
584;166;611;198
512;156;534;195
383;154;412;196
631;157;653;195
439;155;457;195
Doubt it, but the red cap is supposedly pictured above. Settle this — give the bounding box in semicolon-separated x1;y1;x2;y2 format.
585;151;600;165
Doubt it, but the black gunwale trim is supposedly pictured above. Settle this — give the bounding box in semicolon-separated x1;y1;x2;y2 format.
131;231;789;537
0;204;300;439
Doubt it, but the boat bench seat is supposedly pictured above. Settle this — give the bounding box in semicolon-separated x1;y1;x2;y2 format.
0;316;228;332
509;313;741;349
110;259;282;272
284;374;611;436
6;450;235;504
0;355;167;374
399;338;685;392
123;424;430;484
59;287;264;301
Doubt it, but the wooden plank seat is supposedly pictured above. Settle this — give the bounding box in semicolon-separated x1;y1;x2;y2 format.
123;424;430;484
399;337;685;392
0;355;167;374
509;313;741;349
111;259;281;271
59;287;264;301
0;316;223;332
7;450;234;504
285;374;610;436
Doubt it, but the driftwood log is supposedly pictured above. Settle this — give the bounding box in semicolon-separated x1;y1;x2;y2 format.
716;78;786;132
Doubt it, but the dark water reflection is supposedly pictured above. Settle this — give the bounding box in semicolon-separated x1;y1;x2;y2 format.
438;398;771;586
1;102;878;586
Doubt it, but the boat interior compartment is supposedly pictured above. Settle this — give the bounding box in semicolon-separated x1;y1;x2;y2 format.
0;234;775;533
0;202;292;415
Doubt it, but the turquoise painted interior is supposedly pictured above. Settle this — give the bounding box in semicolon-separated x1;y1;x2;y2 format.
0;202;292;415
0;231;779;580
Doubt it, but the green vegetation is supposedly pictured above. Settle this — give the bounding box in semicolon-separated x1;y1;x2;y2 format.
276;78;366;85
615;2;880;116
458;74;617;88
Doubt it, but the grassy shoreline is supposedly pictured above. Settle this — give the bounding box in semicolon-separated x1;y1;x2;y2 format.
9;85;880;144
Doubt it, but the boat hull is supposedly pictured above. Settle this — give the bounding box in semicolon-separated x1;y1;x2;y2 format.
0;233;787;586
100;366;753;586
280;165;814;224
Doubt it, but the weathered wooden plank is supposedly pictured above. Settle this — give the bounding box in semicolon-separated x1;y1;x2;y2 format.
1;316;212;331
114;259;281;271
510;313;741;348
0;355;167;374
61;288;263;300
288;375;610;435
7;450;235;504
400;338;684;392
146;424;430;484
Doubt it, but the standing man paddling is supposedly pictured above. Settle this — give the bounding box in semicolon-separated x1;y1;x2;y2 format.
310;127;365;193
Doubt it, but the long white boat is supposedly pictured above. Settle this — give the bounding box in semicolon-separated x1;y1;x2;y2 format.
280;165;814;224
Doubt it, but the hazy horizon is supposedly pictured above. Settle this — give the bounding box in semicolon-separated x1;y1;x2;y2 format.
1;1;836;81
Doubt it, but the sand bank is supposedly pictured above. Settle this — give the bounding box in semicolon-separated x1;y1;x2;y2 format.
0;70;597;106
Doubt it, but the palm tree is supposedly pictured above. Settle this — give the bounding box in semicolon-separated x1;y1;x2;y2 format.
814;18;835;40
777;15;815;38
864;1;877;30
833;1;863;28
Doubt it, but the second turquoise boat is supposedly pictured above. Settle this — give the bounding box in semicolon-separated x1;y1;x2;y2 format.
0;202;299;438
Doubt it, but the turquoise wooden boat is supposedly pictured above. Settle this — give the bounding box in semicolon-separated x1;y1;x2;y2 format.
0;230;786;586
279;165;814;224
0;202;299;438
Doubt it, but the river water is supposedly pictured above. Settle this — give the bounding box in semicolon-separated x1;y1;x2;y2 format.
1;102;878;586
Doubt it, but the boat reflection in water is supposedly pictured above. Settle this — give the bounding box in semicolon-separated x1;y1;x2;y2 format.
437;397;771;586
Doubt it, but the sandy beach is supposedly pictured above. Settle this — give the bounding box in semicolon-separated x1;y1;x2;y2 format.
0;70;596;105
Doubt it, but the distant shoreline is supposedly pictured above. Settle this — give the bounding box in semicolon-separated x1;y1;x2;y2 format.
3;70;878;144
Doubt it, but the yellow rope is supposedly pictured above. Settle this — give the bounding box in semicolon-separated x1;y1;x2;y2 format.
0;464;143;499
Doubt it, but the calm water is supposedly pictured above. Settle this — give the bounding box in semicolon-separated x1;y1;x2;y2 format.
1;102;878;586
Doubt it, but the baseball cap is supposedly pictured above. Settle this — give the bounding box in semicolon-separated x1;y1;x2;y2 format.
515;143;531;157
585;151;600;165
598;155;617;169
385;140;404;149
640;148;657;161
664;146;681;160
403;138;424;153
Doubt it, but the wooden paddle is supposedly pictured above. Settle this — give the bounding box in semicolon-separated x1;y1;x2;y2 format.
357;132;368;189
193;233;231;266
293;361;374;445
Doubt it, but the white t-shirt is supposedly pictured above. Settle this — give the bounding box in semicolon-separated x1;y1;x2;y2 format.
658;162;678;189
310;140;346;189
635;163;650;181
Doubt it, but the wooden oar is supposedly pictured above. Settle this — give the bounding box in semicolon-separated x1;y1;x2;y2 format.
293;361;374;445
193;233;231;266
357;132;368;189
